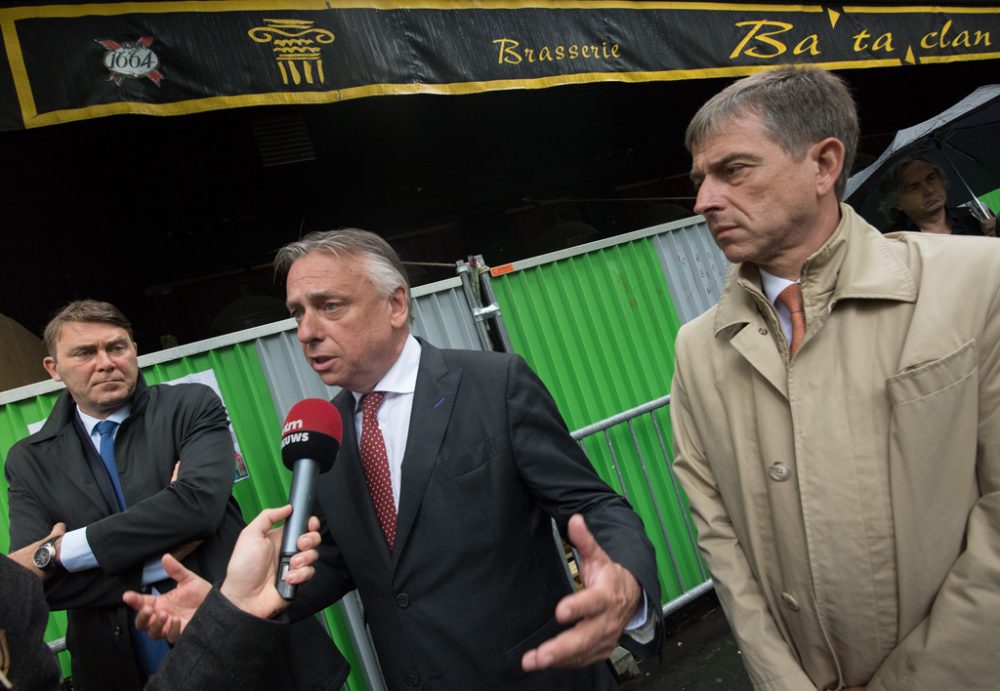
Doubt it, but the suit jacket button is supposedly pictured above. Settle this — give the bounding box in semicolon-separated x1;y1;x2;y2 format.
396;593;410;608
768;463;791;482
781;592;801;611
113;625;122;640
404;673;420;686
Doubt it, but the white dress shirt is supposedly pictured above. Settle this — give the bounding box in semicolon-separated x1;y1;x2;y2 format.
350;334;422;509
759;268;799;347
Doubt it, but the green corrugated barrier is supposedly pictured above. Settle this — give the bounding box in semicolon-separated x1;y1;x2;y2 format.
489;237;706;603
1;342;367;691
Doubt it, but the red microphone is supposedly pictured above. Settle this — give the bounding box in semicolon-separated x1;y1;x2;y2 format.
276;399;342;600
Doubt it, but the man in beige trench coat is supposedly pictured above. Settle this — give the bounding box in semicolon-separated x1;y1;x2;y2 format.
670;65;1000;690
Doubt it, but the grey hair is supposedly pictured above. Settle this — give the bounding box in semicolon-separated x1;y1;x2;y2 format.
685;66;859;199
877;157;948;225
274;228;409;300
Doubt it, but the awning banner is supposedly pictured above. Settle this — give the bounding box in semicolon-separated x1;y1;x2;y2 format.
1;1;997;130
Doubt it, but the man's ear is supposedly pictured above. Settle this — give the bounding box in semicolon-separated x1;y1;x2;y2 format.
812;137;845;197
43;356;61;382
389;286;409;329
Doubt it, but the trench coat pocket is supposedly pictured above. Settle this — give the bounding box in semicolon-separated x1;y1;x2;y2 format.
885;341;979;615
435;436;496;480
886;338;978;475
503;616;566;680
886;339;977;406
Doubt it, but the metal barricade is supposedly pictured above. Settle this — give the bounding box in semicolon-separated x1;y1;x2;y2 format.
570;395;714;617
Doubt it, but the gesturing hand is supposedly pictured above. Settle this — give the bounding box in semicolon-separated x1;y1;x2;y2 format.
123;504;322;643
982;212;997;238
123;553;209;643
521;513;642;672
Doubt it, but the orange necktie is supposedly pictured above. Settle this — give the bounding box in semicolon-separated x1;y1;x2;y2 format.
776;283;806;358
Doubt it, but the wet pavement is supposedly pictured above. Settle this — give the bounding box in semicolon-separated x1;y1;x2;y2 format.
622;591;753;691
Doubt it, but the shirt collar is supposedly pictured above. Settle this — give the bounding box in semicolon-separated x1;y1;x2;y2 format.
77;403;132;436
351;334;422;408
714;203;916;337
758;269;798;305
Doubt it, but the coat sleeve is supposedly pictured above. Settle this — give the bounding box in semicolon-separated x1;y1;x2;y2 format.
6;439;138;609
867;280;1000;691
504;354;663;658
145;588;288;691
670;337;814;691
86;385;237;575
0;556;63;691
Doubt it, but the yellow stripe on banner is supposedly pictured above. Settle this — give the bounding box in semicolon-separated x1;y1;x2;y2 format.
0;2;327;19
842;5;1000;14
0;1;990;19
20;52;986;129
0;1;839;20
919;50;1000;63
0;16;39;128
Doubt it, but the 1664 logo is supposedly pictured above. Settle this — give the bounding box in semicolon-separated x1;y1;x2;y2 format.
96;37;163;86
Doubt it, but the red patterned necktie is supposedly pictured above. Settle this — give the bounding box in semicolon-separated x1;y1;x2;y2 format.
360;392;397;549
776;283;806;358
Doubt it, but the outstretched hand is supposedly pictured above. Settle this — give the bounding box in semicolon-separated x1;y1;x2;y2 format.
123;554;209;643
982;212;997;238
123;504;322;644
521;513;642;672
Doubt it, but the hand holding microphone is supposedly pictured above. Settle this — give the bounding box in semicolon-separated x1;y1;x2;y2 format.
276;398;342;600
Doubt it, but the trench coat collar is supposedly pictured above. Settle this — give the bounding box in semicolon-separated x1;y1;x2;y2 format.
713;203;918;338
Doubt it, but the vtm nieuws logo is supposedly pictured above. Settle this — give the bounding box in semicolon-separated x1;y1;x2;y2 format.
282;432;310;448
283;418;304;434
96;37;163;86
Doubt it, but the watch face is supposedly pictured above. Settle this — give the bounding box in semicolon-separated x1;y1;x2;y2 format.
33;541;55;570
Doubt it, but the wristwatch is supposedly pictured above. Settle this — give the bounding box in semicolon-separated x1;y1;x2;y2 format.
32;536;61;572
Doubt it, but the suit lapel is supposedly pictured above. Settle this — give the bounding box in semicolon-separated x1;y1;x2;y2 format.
392;343;460;566
332;391;394;570
38;394;118;514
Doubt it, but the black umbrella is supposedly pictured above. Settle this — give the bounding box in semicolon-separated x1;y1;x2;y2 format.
845;84;1000;229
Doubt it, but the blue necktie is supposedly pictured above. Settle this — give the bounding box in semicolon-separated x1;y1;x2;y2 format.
95;420;126;511
94;419;170;677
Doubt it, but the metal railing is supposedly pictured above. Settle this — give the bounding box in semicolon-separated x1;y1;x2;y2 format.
570;394;713;617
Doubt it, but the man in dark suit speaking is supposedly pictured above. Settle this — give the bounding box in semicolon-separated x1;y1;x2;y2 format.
4;299;345;691
274;229;662;689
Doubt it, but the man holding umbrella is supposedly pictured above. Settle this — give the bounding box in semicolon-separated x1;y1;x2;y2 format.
845;83;1000;235
879;156;997;236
